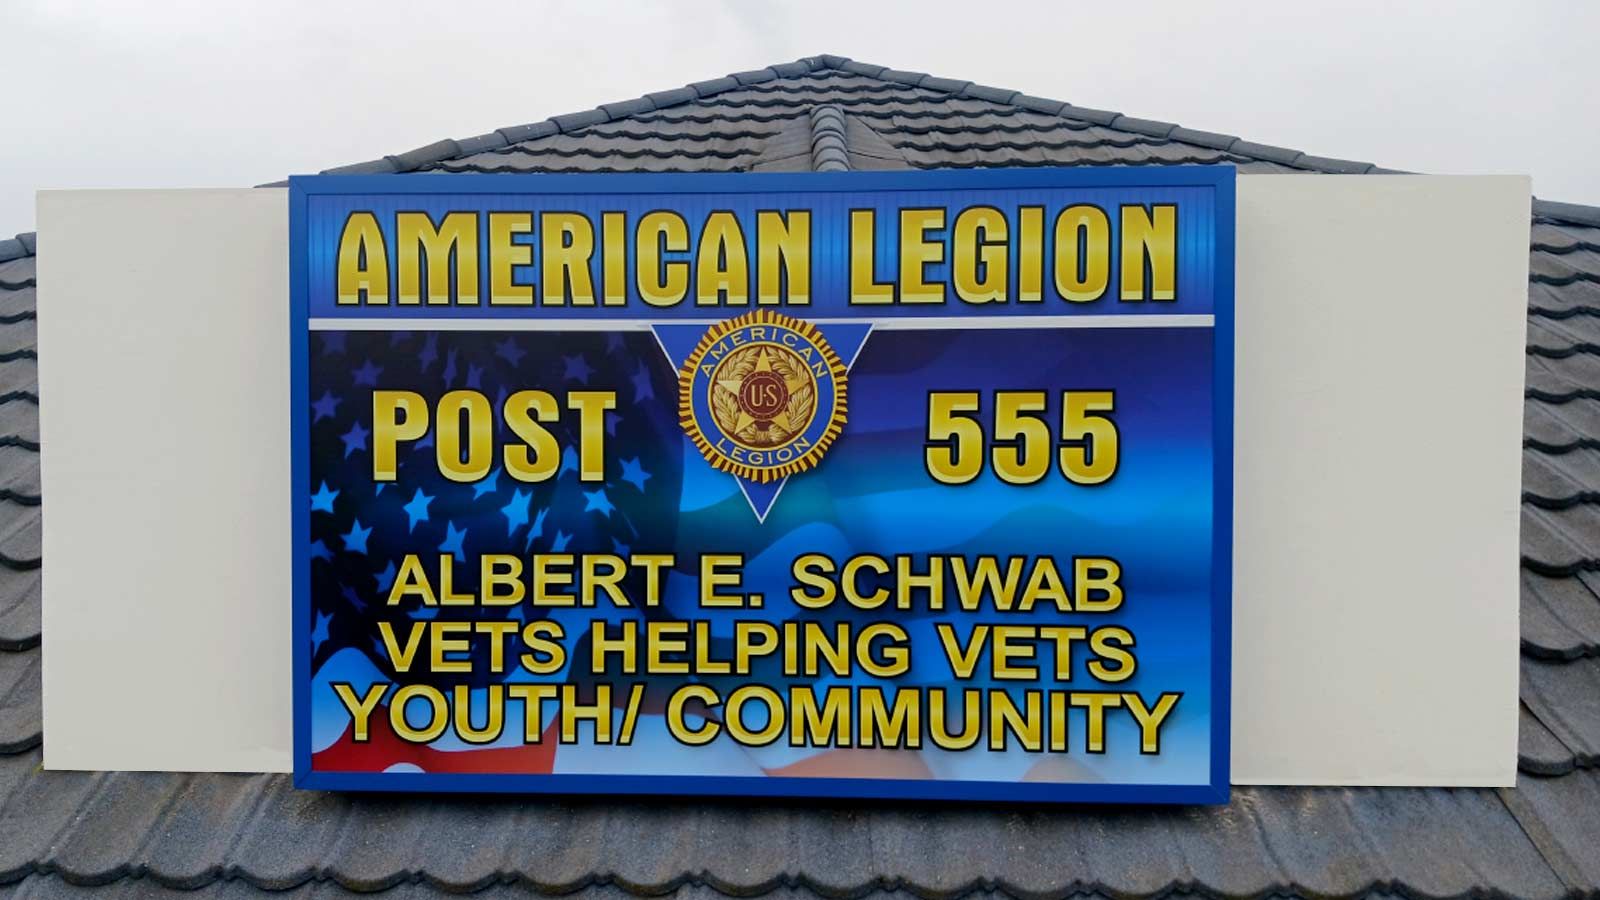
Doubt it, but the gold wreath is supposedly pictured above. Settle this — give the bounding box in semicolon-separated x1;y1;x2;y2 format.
678;310;848;483
708;343;816;446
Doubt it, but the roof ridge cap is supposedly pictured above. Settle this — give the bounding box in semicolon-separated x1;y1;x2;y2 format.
0;233;36;264
1533;199;1600;229
808;105;850;172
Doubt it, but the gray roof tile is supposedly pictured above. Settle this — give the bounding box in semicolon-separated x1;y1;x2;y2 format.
0;259;36;289
1010;94;1068;116
0;286;35;325
687;76;739;98
1524;446;1600;508
0;507;39;572
0;446;39;507
0;403;36;459
452;131;509;156
917;76;971;94
0;567;39;651
875;68;926;86
9;52;1600;898
0;646;38;752
1527;277;1600;319
1107;115;1179;138
1535;199;1600;229
1523;656;1600;766
1521;702;1578;774
549;108;609;132
889;129;1163;156
0;752;95;878
746;115;818;173
0;360;37;406
598;97;656;120
581;117;789;142
1501;768;1600;886
495;121;559;144
1057;104;1123;127
0;322;32;359
1522;504;1600;575
386;139;460;171
895;139;1247;170
810;148;849;170
1521;570;1600;660
767;61;816;79
1533;222;1598;252
863;107;1087;133
1165;126;1242;150
643;87;698;109
836;60;886;78
0;740;1580;899
498;129;778;160
808;107;848;158
1224;139;1307;167
958;83;1020;105
1531;245;1600;280
1526;355;1600;403
1529;313;1600;358
1524;395;1600;451
727;79;945;106
317;158;398;176
730;69;778;86
842;117;913;169
1292;153;1376;174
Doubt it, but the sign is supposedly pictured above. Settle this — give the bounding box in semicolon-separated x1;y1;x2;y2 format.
290;168;1234;803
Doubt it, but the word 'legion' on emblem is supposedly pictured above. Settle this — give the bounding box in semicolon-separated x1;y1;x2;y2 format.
678;311;848;483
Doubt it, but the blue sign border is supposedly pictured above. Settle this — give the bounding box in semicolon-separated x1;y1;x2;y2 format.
289;166;1235;805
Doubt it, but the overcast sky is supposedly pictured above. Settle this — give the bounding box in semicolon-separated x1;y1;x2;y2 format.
3;0;1596;233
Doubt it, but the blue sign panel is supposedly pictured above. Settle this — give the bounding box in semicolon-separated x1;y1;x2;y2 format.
291;167;1234;804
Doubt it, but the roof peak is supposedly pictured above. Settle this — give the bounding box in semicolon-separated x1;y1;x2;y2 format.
141;52;1600;231
317;52;1387;179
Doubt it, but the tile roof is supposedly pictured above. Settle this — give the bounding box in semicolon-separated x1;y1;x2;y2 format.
9;53;1600;896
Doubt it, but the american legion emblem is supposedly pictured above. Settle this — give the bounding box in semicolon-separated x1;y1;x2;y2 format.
678;310;848;483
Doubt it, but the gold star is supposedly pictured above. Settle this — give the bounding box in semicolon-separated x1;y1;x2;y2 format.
715;348;809;433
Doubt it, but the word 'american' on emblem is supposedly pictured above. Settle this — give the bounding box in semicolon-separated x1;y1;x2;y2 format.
678;310;847;483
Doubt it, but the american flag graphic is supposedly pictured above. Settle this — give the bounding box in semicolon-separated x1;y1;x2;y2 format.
306;326;1209;787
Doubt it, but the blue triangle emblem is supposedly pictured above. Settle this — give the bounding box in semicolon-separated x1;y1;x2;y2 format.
652;319;872;521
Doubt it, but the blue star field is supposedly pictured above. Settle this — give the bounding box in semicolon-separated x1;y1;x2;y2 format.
307;329;683;689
